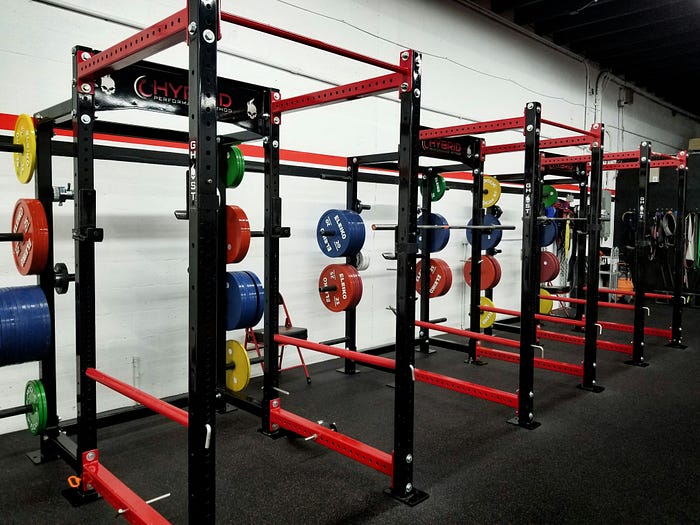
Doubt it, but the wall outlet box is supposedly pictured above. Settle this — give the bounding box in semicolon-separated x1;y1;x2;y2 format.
649;167;660;183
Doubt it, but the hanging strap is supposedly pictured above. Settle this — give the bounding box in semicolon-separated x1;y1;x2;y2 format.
685;212;696;266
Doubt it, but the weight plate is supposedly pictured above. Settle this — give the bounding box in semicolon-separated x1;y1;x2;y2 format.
345;210;366;257
416;258;452;298
480;297;497;329
13;114;37;184
243;270;265;327
490;255;502;287
225;340;251;392
316;209;365;258
463;256;501;290
437;259;453;295
355;251;370;271
466;214;503;251
540;251;561;282
544;206;556;218
226;272;256;330
482;176;501;208
417;212;450;253
226;205;251;264
24;379;47;435
421;174;447;202
319;264;363;312
542;185;557;207
0;286;51;368
540;220;558;248
226;145;245;188
11;199;49;275
539;288;553;315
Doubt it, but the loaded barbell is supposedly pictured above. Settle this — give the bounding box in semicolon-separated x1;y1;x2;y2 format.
0;379;49;436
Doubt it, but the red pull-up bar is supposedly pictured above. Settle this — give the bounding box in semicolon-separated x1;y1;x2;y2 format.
220;12;407;74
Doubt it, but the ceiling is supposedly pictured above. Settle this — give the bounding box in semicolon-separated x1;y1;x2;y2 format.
475;0;700;118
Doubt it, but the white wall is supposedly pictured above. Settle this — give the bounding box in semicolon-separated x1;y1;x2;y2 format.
0;0;698;433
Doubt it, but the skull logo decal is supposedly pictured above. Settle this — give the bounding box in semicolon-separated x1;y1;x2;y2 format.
100;75;116;95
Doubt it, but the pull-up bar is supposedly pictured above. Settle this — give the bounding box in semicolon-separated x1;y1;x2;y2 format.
220;12;406;74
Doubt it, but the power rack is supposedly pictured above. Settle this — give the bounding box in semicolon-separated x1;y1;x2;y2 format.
414;109;606;413
12;2;434;521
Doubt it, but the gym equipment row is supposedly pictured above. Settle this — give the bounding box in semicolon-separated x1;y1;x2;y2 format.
0;5;692;525
543;146;689;363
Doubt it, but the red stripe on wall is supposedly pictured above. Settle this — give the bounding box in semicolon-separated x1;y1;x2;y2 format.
0;112;614;195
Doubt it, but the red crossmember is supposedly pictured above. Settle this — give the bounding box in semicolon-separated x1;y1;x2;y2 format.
418;117;525;139
271;72;404;113
592;320;672;339
274;335;395;369
476;346;583;377
480;305;586;328
594;287;673;300
81;450;171;525
540;119;597;137
274;334;516;407
86;368;188;427
269;403;393;476
220;12;407;74
78;9;187;82
484;134;592;155
415;320;521;349
413;368;517;407
536;329;632;354
540;154;591;167
602;159;681;171
545;295;634;311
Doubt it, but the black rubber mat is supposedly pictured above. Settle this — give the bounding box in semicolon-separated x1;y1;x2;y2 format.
1;305;699;524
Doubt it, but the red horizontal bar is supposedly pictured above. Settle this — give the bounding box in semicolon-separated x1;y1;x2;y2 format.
537;329;585;346
270;404;392;476
540;119;596;137
536;329;632;354
413;368;517;407
419;117;525;140
602;161;640;171
592;320;672;339
540;154;590;166
274;335;396;370
480;305;585;328
276;334;515;406
78;9;187;82
604;151;640;161
484;134;592;156
598;340;633;354
477;346;583;377
594;287;673;300
545;296;635;311
221;12;406;74
603;159;682;171
415;320;520;349
652;151;676;160
81;451;171;525
272;72;403;113
86;368;188;427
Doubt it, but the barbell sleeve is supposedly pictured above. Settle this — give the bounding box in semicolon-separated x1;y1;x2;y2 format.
0;404;33;419
0;233;25;242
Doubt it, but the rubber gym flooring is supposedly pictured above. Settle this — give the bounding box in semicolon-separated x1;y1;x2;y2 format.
2;305;699;524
